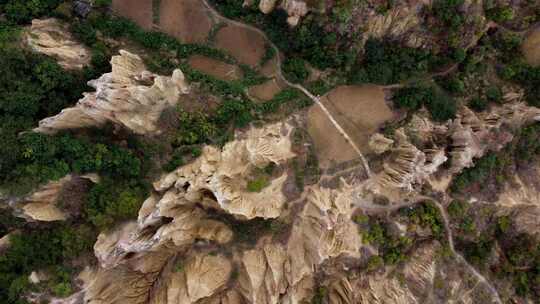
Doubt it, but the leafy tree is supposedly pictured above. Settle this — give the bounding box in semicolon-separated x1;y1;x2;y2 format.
283;58;309;83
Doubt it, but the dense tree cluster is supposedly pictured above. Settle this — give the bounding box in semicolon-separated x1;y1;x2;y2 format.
349;38;434;85
392;84;457;121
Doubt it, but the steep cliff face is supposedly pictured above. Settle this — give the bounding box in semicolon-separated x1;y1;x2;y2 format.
35;50;189;135
25;18;91;70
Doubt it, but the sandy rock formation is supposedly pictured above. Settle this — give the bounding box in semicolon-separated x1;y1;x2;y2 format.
35;50;189;135
14;174;97;222
363;4;426;48
154;121;296;220
448;103;540;173
65;123;363;303
281;0;308;26
367;101;540;202
25;18;91;70
369;133;394;154
367;129;447;197
256;0;307;26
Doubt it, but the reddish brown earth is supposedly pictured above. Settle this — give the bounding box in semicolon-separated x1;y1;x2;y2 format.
214;24;266;67
307;85;395;167
112;0;154;30
187;55;243;81
158;0;213;43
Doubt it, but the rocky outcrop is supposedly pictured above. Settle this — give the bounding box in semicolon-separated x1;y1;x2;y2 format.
256;0;307;26
448;103;540;173
25;18;91;70
35;50;189;135
154;121;296;220
369;133;394;154
14;174;97;222
64;120;364;303
363;4;426;48
366;101;540;201
367;129;447;197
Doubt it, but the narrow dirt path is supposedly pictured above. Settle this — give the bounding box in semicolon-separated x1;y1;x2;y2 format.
200;0;372;177
198;4;503;302
422;196;504;304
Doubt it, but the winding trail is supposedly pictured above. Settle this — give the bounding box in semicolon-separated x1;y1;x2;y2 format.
196;2;503;302
200;0;372;178
430;198;503;304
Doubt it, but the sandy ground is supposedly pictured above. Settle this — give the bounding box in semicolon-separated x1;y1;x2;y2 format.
158;0;213;43
307;85;395;168
112;0;154;30
188;55;243;81
522;26;540;67
214;24;266;67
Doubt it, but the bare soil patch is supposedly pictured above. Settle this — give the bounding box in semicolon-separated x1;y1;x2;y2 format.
158;0;213;43
248;79;286;101
307;85;395;168
214;24;266;67
188;55;243;81
112;0;154;30
522;26;540;67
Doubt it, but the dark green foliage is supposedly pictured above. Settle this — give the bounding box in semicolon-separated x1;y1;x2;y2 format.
485;6;514;23
469;96;488;112
432;0;466;31
349;38;433;85
85;178;147;229
361;219;413;265
451;152;500;193
447;200;467;219
403;202;444;238
0;225;95;303
2;132;142;195
282;57;309;83
174;110;218;146
1;0;63;24
461;237;493;266
257;88;311;114
393;85;457;121
485;85;502;103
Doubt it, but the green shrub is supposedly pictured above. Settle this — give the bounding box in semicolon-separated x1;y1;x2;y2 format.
2;0;63;24
246;176;270;192
485;85;502;103
469;97;488;112
432;0;466;31
350;38;433;85
393;85;456;121
447;200;467;219
85;178;147;230
283;57;309;83
404;202;444;238
367;255;384;271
